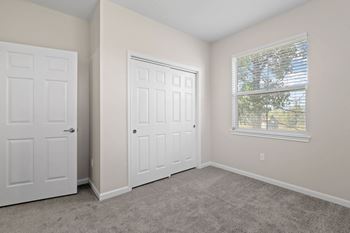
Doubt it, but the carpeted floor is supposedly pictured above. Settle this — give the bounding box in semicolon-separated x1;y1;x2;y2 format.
1;167;350;233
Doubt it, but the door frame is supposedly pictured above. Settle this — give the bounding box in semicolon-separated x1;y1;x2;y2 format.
127;51;202;188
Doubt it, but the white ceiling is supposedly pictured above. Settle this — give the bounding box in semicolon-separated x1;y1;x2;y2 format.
29;0;308;42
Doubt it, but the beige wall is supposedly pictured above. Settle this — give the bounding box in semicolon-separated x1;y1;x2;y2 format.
210;0;350;201
98;0;211;193
0;0;90;180
89;3;101;190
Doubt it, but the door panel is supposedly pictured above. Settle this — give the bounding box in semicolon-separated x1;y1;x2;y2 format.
7;77;34;124
46;81;68;123
171;132;181;164
172;74;181;87
46;56;68;73
46;137;69;181
183;131;194;161
0;41;77;207
130;60;197;187
185;93;193;122
137;88;150;124
156;71;165;84
7;139;34;186
172;91;181;122
155;134;166;169
137;136;151;174
7;52;35;75
155;89;166;123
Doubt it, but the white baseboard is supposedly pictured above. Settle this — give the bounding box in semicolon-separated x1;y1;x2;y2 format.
77;178;89;186
88;179;131;201
197;162;212;169
205;162;350;208
99;186;131;201
86;162;350;207
88;180;100;200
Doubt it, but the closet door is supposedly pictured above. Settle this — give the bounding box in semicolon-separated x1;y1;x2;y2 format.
130;60;171;187
130;60;197;187
168;70;197;174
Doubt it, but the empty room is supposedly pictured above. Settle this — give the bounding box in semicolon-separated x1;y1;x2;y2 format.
0;0;349;232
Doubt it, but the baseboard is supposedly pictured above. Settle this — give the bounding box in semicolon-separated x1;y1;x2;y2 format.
99;186;131;201
88;179;100;200
197;162;212;169
77;178;89;186
88;179;131;201
207;162;350;208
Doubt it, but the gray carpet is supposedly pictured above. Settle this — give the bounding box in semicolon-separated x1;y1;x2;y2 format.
1;167;350;233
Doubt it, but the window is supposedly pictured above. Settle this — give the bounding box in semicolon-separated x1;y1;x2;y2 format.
232;35;310;141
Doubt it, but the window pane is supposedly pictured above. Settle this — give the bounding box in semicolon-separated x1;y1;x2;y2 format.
236;39;308;92
237;90;306;132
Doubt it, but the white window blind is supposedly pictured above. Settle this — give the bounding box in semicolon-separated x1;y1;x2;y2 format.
232;35;309;136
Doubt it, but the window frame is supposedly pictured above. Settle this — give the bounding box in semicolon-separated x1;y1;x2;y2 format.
231;34;311;142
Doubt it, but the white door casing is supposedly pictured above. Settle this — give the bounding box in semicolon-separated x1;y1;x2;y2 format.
130;59;197;187
0;41;77;207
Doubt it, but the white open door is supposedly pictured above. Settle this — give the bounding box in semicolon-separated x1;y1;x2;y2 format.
130;59;197;187
0;41;77;207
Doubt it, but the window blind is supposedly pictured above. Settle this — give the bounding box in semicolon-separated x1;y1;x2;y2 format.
232;36;308;133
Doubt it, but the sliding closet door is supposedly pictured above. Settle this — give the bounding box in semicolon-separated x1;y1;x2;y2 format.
168;69;197;174
130;61;171;187
130;59;197;187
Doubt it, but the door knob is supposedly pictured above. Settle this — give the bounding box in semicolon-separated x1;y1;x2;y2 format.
64;128;75;133
133;129;137;134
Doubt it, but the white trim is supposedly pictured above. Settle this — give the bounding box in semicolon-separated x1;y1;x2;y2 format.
208;162;350;208
231;129;311;142
99;186;131;201
127;51;202;188
77;178;89;186
127;52;132;189
232;33;308;58
197;162;211;169
195;70;202;168
88;180;100;200
88;179;131;201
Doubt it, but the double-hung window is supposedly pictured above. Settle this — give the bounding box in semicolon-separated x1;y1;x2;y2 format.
232;35;310;141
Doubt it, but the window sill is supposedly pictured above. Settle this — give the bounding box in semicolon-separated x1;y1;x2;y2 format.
231;129;311;142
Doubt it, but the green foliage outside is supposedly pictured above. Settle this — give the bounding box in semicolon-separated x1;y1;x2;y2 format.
236;41;307;132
